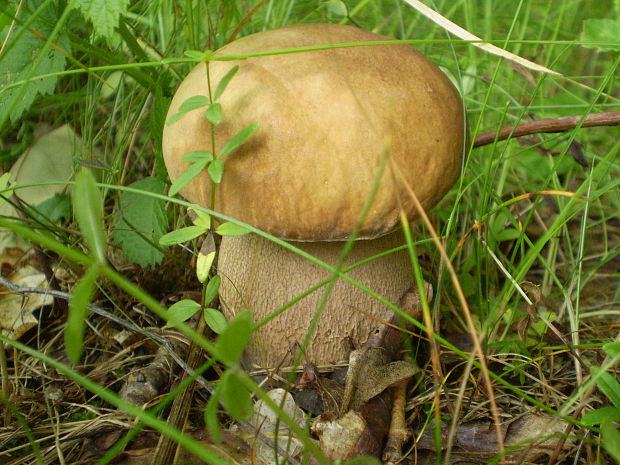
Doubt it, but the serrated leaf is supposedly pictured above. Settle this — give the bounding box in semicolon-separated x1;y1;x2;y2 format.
220;370;252;421
182;151;213;163
179;95;211;113
582;407;620;425
73;169;106;263
0;5;71;123
215;311;252;366
213;65;239;101
205;103;222;124
219;123;259;158
68;0;129;39
208;159;224;183
159;225;206;246
602;421;620;463
215;221;249;237
113;177;167;267
204;275;221;305
196;250;215;283
204;308;227;334
66;265;99;364
32;193;70;224
166;299;201;327
581;19;620;52
169;160;208;196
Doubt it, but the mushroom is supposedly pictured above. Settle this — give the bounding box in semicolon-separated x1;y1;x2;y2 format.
162;23;465;369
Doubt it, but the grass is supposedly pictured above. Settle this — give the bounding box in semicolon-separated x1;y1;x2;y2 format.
0;0;619;464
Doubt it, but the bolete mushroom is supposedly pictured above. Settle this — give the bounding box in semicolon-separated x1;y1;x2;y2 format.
163;23;465;369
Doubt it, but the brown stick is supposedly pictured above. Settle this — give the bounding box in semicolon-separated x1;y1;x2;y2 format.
473;111;620;148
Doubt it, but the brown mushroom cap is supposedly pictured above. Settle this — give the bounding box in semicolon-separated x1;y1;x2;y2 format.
162;23;464;241
163;23;465;368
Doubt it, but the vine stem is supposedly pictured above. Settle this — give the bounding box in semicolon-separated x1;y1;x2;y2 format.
473;111;620;148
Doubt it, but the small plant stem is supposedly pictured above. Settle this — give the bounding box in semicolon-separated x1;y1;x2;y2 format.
205;60;218;212
0;342;9;426
473;111;620;147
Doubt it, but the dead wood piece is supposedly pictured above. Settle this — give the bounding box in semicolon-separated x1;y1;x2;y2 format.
382;379;410;465
119;337;188;405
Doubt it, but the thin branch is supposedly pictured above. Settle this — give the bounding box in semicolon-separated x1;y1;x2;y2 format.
473;111;620;148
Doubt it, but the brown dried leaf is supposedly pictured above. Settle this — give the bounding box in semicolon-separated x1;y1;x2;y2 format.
313;410;382;460
0;251;53;341
341;347;418;413
415;413;573;463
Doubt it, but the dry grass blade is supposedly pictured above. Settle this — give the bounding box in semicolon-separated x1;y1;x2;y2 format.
391;159;506;452
402;0;562;76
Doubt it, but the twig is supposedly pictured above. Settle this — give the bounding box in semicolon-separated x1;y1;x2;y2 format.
473;111;620;148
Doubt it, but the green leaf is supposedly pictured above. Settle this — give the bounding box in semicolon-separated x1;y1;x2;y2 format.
73;169;106;263
68;0;129;39
184;49;213;62
603;342;620;358
208;159;224;183
601;421;620;463
581;19;620;52
495;228;521;242
165;111;185;126
179;95;211;113
204;308;227;334
196;251;215;283
166;299;201;327
213;65;239;101
219;123;259;158
215;311;253;366
582;407;620;425
184;50;205;60
592;366;620;409
215;221;249;237
204;275;221;305
182;151;213;163
220;370;252;421
169;160;208;196
191;209;211;229
113;177;167;267
204;388;222;444
66;265;99;364
327;0;348;16
159;225;206;246
205;103;222;125
28;193;71;225
0;4;70;123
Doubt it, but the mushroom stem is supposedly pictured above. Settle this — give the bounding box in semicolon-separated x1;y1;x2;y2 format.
218;231;414;369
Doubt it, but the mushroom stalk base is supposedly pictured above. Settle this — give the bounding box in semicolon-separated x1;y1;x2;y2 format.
218;231;414;370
